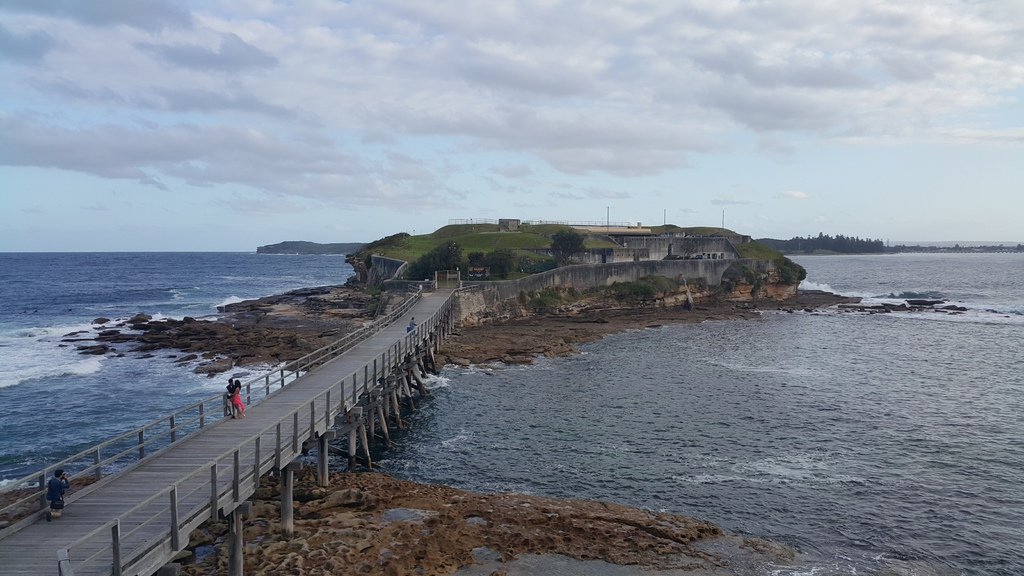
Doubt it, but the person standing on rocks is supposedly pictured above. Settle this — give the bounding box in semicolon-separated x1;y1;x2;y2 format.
231;379;246;419
46;469;69;521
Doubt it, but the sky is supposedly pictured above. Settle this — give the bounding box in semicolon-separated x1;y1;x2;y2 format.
1;0;1022;252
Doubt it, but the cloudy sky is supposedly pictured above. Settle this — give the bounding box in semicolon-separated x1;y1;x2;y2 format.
1;0;1022;251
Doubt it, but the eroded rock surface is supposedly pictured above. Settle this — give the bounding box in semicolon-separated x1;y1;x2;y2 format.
182;471;793;576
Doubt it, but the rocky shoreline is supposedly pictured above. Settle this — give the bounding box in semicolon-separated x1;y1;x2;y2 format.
59;286;860;377
180;469;796;576
59;285;380;375
435;290;860;367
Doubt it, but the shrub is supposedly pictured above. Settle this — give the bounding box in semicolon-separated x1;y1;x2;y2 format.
525;287;577;312
551;230;585;262
408;241;463;280
775;257;807;284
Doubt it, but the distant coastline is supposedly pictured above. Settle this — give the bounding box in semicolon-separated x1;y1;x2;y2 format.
783;245;1024;255
256;240;364;255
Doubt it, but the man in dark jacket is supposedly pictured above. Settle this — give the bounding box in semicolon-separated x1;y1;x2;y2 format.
46;469;69;521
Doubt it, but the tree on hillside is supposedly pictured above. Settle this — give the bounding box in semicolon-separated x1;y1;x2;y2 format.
408;241;463;280
551;230;585;263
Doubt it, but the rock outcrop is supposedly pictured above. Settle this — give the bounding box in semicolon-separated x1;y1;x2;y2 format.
181;471;794;576
60;286;377;375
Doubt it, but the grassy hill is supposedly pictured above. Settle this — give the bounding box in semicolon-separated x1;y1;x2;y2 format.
360;224;617;262
354;223;800;282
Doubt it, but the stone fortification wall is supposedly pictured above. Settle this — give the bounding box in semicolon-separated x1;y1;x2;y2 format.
523;248;647;264
615;236;739;260
457;259;762;323
367;255;408;287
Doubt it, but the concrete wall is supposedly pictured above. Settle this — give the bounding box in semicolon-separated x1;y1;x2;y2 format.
367;255;408;287
523;248;647;264
614;236;739;260
465;258;749;301
457;258;772;324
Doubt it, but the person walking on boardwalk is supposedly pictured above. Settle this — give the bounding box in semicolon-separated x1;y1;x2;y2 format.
407;317;416;333
46;469;69;521
231;379;246;419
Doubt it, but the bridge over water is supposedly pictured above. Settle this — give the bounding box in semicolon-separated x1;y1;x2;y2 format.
0;288;457;576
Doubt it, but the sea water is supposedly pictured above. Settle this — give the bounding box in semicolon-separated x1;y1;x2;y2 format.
2;252;1022;575
377;253;1024;576
0;252;353;483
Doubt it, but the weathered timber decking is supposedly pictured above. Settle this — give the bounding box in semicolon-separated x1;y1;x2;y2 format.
0;289;456;576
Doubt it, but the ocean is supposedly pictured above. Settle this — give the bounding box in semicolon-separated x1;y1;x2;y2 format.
0;252;353;482
377;253;1024;576
1;252;1022;575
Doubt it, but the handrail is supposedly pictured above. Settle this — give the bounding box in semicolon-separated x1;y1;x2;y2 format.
0;290;425;525
53;290;457;576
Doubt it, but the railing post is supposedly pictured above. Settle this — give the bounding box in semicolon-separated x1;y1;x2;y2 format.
199;402;205;429
310;401;316;437
253;436;262;490
275;423;282;470
210;463;219;521
111;519;122;576
94;449;102;480
232;450;240;502
292;412;299;453
246;383;251;405
38;473;46;509
351;373;357;405
57;548;73;576
138;430;145;460
170;415;176;443
326;390;331;429
364;365;368;395
170;484;181;551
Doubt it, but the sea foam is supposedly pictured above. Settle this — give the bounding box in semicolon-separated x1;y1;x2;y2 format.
0;323;105;388
216;295;247;309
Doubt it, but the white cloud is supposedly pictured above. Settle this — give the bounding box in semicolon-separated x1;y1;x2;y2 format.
782;190;810;200
712;197;754;206
0;0;1021;216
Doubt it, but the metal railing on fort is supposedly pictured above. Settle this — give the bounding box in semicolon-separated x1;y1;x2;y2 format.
53;292;457;576
0;290;426;532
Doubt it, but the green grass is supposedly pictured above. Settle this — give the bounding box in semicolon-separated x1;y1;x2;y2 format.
364;224;618;262
733;241;783;260
649;225;744;236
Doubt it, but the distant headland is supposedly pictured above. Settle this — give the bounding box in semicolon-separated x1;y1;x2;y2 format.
256;240;365;255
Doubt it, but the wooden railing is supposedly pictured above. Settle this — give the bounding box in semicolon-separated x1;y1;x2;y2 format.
0;289;427;532
53;291;456;575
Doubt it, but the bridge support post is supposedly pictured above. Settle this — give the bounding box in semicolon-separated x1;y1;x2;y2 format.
376;402;391;445
342;407;363;470
228;501;251;576
390;389;403;429
279;462;301;537
358;422;372;469
316;431;335;487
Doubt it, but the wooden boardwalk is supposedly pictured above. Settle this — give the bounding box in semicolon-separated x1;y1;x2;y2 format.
0;289;456;576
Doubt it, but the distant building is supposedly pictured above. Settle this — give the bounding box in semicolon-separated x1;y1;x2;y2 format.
498;219;521;232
